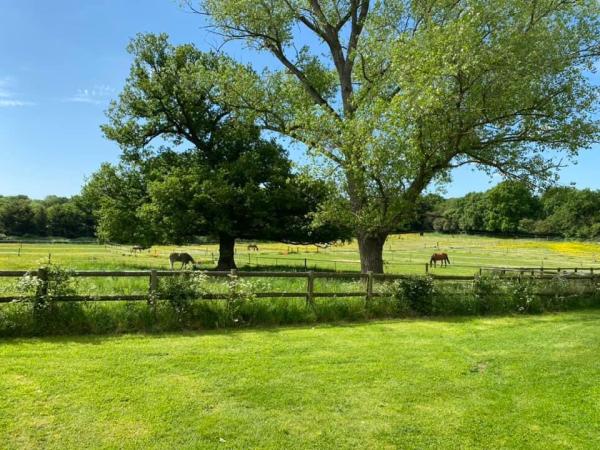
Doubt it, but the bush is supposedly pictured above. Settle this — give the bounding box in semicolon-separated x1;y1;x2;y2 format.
158;273;209;323
507;278;543;314
385;276;435;315
473;274;508;314
158;272;269;327
11;263;78;333
2;264;600;337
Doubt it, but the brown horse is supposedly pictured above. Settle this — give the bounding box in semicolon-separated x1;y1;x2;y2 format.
247;244;259;252
169;252;195;270
430;253;450;267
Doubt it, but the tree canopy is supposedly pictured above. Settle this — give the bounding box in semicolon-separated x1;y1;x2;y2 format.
0;195;94;239
92;34;350;269
193;0;600;272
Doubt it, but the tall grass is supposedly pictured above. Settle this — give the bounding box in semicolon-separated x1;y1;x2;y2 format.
1;268;599;337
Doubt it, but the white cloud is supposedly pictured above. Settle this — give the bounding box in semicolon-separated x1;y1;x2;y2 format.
64;85;115;104
0;77;12;97
0;99;34;107
0;76;34;107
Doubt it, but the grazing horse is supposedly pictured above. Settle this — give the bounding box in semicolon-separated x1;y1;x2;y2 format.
247;244;259;252
131;245;148;254
430;253;450;267
169;252;195;270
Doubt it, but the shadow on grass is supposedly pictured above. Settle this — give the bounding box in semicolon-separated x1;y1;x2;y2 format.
3;308;600;346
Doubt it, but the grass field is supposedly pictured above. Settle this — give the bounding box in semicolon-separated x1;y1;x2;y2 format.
2;233;600;274
2;233;600;299
1;311;599;449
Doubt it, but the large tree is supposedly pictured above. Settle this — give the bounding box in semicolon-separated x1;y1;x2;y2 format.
482;181;540;234
193;0;600;272
0;196;37;236
95;34;349;269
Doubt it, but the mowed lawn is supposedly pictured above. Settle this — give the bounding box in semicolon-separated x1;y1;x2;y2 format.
1;312;600;449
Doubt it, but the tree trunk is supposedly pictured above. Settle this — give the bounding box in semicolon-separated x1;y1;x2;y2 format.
216;234;237;270
357;233;387;274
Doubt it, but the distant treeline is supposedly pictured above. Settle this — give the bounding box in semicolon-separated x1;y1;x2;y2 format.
0;195;95;239
2;181;600;241
414;181;600;240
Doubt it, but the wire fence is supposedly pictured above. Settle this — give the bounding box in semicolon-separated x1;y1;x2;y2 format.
4;241;600;275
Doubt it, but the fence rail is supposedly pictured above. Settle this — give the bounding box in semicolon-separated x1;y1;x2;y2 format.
482;266;598;275
1;269;599;305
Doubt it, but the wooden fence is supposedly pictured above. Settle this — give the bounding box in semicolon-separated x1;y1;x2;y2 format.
1;268;599;305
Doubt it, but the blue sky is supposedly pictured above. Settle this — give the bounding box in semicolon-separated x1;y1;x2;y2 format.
0;0;598;199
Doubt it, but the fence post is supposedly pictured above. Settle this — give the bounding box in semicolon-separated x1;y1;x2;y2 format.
366;271;373;303
148;270;158;315
37;267;49;300
149;270;158;296
304;258;307;270
306;271;314;307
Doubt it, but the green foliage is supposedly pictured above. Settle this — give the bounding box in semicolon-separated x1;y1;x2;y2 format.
433;181;540;235
158;273;209;319
223;273;258;325
198;0;600;271
14;263;77;301
8;263;79;333
2;258;600;337
385;276;436;315
472;274;505;314
537;187;600;239
87;33;350;258
483;181;541;234
469;274;593;315
0;195;95;238
431;183;600;239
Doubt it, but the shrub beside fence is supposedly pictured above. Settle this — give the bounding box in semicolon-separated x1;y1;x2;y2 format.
1;266;599;337
3;267;597;304
0;269;478;304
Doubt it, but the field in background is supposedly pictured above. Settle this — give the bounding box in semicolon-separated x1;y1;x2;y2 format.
2;311;599;449
1;233;600;274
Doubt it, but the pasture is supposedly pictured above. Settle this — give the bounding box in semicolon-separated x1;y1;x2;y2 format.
2;233;600;274
1;311;600;449
2;233;600;303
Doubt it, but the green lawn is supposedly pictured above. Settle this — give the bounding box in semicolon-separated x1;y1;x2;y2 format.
2;311;599;449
